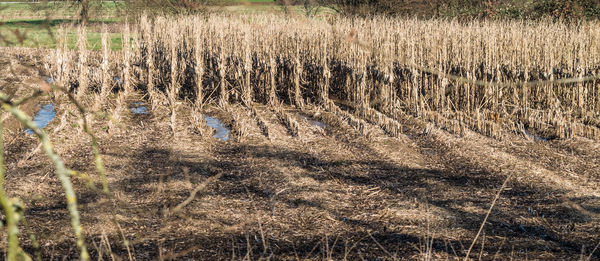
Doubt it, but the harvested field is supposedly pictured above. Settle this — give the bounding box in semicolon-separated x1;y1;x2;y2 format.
1;13;600;260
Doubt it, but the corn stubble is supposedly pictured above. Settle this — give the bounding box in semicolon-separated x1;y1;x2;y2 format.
56;15;600;141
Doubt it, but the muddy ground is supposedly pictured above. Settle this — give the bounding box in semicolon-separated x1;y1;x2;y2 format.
1;49;600;260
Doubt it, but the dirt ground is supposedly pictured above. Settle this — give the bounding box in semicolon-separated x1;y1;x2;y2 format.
1;49;600;260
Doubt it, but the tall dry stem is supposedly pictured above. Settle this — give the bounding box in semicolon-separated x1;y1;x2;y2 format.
76;25;88;99
95;24;111;110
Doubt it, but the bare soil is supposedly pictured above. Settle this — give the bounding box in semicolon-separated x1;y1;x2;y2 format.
1;50;600;260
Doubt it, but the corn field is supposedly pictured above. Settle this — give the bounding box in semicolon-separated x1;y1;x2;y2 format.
3;12;600;260
50;14;600;142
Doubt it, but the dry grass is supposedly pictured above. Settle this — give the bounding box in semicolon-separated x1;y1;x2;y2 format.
51;14;600;142
1;12;600;260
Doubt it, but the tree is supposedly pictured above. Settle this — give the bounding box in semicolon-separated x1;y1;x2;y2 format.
302;0;328;17
275;0;330;17
62;0;93;24
36;0;111;25
78;0;89;24
126;0;224;16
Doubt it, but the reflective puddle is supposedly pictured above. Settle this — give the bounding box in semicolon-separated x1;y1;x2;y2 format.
203;115;230;141
130;102;149;115
44;76;56;84
25;104;56;135
524;128;551;142
298;115;326;129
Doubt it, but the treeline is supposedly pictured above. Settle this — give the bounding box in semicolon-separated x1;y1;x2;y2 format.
277;0;600;19
43;0;600;21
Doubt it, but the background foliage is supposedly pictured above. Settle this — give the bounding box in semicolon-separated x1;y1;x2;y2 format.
275;0;600;19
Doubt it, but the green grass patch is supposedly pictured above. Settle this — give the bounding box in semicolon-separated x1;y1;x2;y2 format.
0;29;122;50
0;1;125;20
1;18;122;50
0;1;334;50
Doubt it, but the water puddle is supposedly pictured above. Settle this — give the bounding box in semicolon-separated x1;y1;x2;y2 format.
130;102;149;115
44;76;56;84
114;77;123;85
203;115;230;141
298;115;326;129
25;104;56;135
523;128;551;142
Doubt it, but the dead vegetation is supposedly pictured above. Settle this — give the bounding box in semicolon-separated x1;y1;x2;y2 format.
0;12;600;260
50;15;600;142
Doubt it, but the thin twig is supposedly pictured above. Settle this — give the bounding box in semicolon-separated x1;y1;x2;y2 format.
245;186;268;257
52;85;110;193
1;94;90;261
464;173;513;261
0;120;20;260
587;240;600;261
167;172;223;216
368;232;394;258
